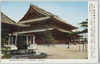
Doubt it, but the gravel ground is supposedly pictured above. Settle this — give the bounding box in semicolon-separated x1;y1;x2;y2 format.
1;44;88;59
37;44;88;59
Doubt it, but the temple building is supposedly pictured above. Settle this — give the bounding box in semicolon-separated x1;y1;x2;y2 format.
15;3;79;44
1;3;82;46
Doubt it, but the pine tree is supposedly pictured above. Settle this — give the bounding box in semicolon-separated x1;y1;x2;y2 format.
43;25;56;47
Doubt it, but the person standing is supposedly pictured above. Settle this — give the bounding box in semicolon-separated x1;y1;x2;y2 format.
68;43;71;49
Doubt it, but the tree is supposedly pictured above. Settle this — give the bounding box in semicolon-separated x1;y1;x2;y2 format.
43;25;56;47
1;25;11;59
78;19;88;33
1;46;11;59
68;30;79;44
78;19;88;51
1;26;9;46
17;36;28;50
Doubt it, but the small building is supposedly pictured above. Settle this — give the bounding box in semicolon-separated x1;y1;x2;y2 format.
1;12;29;45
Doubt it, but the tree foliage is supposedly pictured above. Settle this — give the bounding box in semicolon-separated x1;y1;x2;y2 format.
1;25;11;59
43;25;56;45
68;19;88;37
78;19;88;33
1;46;11;59
1;26;9;46
17;36;28;50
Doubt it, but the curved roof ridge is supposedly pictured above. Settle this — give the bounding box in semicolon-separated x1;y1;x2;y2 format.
53;15;78;29
30;3;78;29
1;12;30;27
30;3;53;16
18;16;50;24
1;12;16;24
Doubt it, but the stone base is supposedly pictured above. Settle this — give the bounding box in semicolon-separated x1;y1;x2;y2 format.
4;45;17;50
28;44;37;49
28;44;40;55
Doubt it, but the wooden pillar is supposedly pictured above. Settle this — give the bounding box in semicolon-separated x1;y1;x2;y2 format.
73;37;74;44
74;36;75;44
12;36;13;45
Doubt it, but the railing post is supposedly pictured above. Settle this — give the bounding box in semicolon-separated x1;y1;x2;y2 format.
33;35;35;49
8;34;11;45
15;35;17;46
26;35;29;46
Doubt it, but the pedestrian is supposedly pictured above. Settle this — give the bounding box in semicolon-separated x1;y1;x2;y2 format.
68;44;70;49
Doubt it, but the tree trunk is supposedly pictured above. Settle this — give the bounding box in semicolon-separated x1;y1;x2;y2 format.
82;33;84;51
85;33;87;51
79;38;80;52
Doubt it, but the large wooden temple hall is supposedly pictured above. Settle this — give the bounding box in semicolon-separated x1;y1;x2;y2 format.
2;3;81;45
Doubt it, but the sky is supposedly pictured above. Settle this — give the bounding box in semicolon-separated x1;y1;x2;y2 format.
1;1;88;31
